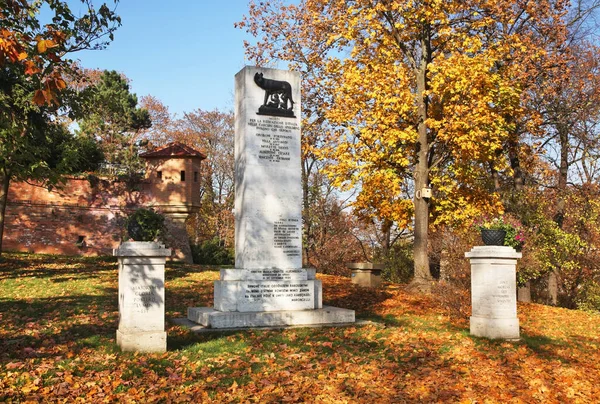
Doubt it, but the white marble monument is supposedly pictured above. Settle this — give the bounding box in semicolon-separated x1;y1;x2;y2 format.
188;66;354;328
114;241;171;352
466;246;522;340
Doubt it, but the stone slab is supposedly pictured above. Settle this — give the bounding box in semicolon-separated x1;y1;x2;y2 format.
347;262;385;270
351;270;382;288
214;279;321;312
116;242;168;352
465;246;522;260
470;261;517;319
467;245;520;341
114;241;172;257
173;317;374;333
116;329;166;352
117;263;165;332
220;267;315;281
470;316;520;340
121;257;170;265
188;306;355;329
235;66;302;270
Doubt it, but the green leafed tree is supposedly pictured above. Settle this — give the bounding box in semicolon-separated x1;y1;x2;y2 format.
77;69;151;176
0;0;121;254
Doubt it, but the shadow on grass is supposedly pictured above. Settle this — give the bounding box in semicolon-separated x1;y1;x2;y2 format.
359;312;408;327
166;328;242;351
464;326;599;370
0;253;203;282
517;330;595;366
0;290;120;360
0;252;117;281
323;284;394;314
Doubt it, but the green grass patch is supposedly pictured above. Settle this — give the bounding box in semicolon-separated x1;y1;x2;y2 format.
1;252;600;402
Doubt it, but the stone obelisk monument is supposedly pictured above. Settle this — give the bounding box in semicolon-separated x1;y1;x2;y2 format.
188;66;354;328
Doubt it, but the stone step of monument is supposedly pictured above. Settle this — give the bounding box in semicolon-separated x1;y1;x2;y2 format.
214;279;322;312
187;306;355;329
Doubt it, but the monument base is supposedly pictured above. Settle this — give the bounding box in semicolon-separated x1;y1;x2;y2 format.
116;329;167;352
188;306;355;329
470;316;520;340
347;263;384;287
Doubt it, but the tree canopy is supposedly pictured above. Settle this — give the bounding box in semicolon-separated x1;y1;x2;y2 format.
0;0;121;253
77;69;151;174
238;0;574;282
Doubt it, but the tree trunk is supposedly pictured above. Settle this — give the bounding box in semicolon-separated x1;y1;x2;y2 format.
381;218;392;258
0;168;11;255
413;165;431;284
411;41;432;287
489;162;501;192
301;158;311;267
548;126;570;305
508;138;524;192
554;127;569;228
547;271;559;305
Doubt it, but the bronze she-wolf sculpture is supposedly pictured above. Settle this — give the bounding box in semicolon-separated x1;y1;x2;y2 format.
254;72;296;118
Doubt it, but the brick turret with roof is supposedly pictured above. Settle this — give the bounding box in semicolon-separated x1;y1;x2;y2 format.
141;142;207;219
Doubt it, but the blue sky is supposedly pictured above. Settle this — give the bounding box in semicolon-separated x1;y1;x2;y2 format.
74;1;253;117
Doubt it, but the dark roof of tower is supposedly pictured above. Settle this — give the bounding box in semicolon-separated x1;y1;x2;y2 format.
140;142;207;160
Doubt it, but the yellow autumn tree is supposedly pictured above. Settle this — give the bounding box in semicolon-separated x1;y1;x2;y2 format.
239;0;569;284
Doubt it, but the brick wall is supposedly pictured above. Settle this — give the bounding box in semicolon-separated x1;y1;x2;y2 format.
4;175;196;262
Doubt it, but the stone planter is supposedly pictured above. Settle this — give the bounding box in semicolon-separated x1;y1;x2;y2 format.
347;262;384;287
114;241;171;352
481;229;506;246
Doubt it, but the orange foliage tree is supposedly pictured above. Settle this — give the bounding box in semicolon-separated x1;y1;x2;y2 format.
178;109;235;248
0;0;120;106
238;0;570;284
136;100;236;250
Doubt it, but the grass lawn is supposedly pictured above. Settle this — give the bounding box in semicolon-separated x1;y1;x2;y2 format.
1;252;599;402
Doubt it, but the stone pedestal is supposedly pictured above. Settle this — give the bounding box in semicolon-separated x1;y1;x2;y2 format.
517;281;532;303
114;241;171;352
347;262;384;287
466;246;521;340
187;66;354;329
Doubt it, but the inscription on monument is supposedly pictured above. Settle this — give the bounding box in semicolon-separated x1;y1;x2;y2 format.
248;117;299;164
471;267;516;318
494;280;512;304
130;285;159;311
243;282;312;302
274;218;301;257
248;268;305;281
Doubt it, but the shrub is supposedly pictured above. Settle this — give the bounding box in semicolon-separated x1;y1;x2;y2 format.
576;280;600;312
191;238;234;265
379;242;414;283
125;208;165;242
430;227;476;320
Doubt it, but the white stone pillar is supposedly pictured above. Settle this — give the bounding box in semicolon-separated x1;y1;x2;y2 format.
465;246;522;340
234;66;303;270
114;241;171;352
187;66;354;329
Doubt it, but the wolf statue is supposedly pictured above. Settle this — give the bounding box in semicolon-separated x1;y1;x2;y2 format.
254;72;296;118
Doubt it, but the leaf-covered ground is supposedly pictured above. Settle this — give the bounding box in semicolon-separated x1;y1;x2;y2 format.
1;253;599;403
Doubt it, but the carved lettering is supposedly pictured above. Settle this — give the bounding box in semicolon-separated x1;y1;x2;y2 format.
273;218;301;258
242;281;313;304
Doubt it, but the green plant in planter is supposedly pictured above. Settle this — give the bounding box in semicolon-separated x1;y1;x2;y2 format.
474;215;525;250
125;208;165;242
